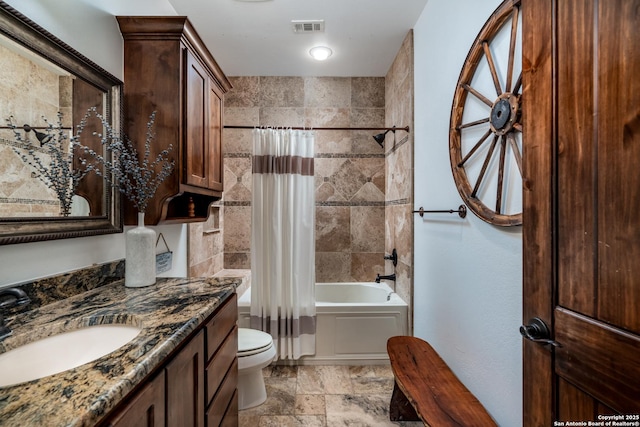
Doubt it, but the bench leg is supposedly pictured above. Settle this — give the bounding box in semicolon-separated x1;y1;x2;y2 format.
389;380;420;422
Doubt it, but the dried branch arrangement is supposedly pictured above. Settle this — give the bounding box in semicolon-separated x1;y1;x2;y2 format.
5;112;88;216
75;107;174;214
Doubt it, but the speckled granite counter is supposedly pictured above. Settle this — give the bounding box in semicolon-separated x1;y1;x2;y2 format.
0;276;240;427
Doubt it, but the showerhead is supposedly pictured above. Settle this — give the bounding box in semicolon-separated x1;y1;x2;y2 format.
373;130;390;148
22;124;52;145
373;127;400;148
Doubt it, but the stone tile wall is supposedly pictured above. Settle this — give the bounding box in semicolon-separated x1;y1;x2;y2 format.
188;204;224;277
0;44;72;217
189;34;415;332
385;31;414;333
222;76;386;282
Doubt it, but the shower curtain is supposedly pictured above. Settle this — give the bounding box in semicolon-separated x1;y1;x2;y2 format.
250;128;316;360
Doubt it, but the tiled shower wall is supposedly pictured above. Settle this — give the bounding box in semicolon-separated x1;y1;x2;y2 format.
188;32;415;330
385;31;414;333
0;44;72;217
221;76;387;282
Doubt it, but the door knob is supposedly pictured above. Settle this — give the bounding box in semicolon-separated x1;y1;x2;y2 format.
519;317;562;347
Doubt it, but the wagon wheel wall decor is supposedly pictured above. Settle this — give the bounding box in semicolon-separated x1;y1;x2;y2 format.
449;0;523;226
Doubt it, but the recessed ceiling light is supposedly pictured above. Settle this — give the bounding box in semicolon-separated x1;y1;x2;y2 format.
309;46;332;61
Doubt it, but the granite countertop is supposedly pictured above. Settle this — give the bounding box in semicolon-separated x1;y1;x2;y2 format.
0;276;240;427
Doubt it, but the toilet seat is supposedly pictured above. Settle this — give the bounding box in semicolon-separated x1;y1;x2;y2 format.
238;328;273;357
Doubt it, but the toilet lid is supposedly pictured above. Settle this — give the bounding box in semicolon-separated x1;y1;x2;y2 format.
238;328;273;356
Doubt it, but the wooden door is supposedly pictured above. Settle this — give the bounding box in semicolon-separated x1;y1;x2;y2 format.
522;0;640;425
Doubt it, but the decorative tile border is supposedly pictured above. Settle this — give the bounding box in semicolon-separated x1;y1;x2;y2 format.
222;200;388;208
224;152;385;159
0;136;48;152
0;197;59;206
222;201;250;207
385;198;411;206
317;200;385;207
222;200;413;207
316;153;385;159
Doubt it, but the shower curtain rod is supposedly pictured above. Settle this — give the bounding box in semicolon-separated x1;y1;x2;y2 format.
224;125;410;132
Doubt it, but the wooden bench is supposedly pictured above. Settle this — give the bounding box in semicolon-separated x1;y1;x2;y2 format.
387;336;497;426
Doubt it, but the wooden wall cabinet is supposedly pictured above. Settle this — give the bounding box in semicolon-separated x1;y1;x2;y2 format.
116;16;232;225
102;293;238;427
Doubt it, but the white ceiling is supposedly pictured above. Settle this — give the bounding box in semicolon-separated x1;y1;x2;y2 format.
163;0;429;77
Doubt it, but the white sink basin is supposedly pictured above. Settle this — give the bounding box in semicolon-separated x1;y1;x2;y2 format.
0;324;142;388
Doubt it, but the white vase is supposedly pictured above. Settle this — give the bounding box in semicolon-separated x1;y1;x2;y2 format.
125;212;156;288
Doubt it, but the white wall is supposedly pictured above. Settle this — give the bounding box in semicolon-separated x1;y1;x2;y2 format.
0;0;187;287
413;1;523;426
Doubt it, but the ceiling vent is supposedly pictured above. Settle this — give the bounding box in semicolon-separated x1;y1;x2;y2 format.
291;20;325;33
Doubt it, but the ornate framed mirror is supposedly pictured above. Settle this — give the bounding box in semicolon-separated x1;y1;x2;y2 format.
0;1;122;244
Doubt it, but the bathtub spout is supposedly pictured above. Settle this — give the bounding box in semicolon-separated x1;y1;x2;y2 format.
375;273;396;283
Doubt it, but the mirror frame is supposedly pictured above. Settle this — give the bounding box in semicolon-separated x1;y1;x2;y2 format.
0;1;122;245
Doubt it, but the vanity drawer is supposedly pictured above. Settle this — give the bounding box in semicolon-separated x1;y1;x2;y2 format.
206;359;238;427
206;325;237;405
206;293;237;361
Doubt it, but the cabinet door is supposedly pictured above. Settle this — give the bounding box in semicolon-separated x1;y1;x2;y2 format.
166;330;205;427
185;51;210;189
105;370;166;427
207;83;223;191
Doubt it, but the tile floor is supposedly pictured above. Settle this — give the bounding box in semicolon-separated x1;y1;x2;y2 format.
238;364;424;427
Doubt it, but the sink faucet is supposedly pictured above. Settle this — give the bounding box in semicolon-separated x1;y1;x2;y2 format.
375;273;396;283
0;287;31;341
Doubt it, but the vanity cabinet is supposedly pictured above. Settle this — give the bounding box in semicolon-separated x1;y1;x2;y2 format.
166;330;205;427
116;16;232;225
102;293;238;427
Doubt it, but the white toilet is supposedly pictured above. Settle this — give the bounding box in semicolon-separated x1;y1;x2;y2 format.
237;328;276;410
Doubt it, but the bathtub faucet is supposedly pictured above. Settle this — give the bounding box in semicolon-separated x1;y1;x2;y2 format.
375;273;396;283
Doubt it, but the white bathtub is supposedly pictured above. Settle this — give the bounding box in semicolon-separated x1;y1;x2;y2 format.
237;282;408;364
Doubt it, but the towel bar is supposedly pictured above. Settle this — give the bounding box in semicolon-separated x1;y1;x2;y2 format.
412;205;467;218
